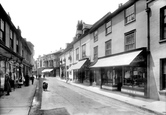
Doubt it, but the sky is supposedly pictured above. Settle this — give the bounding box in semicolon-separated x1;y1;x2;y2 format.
0;0;128;59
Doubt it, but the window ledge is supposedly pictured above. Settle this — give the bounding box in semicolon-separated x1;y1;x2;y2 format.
105;32;112;36
125;19;136;26
159;39;166;43
159;90;166;95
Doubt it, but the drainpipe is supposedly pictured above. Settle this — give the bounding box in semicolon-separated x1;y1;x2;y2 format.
145;0;151;99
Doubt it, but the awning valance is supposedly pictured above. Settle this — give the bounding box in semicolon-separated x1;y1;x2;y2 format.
91;50;142;68
42;69;53;73
68;59;87;71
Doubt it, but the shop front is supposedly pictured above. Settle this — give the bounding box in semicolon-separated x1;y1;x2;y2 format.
0;44;23;91
69;58;90;83
91;48;147;97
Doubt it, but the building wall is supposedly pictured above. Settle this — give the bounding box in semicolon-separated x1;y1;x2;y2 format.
148;0;166;101
90;1;147;63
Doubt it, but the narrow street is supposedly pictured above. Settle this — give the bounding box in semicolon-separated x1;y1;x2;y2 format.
30;77;157;115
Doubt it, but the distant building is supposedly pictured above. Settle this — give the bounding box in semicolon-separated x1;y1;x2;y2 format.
36;49;63;77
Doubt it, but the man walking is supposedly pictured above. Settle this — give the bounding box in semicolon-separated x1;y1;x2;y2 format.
31;75;34;85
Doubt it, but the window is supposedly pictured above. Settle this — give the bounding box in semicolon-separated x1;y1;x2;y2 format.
0;19;5;42
93;30;98;42
76;48;79;61
93;46;98;60
125;4;135;24
124;66;146;88
16;38;19;53
160;6;166;40
82;44;86;58
160;59;166;90
125;30;136;51
10;29;14;49
105;40;112;56
105;20;112;35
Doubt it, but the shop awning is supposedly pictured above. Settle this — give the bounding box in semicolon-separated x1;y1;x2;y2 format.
42;69;53;73
91;50;142;68
69;59;87;70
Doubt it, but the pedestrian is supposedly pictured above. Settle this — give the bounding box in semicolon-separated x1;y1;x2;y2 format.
5;73;11;95
31;75;34;85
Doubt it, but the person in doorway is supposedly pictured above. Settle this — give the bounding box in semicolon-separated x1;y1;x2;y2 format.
5;74;11;95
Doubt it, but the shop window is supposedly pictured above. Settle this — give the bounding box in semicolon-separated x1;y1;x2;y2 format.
93;30;98;42
160;6;166;41
105;20;112;35
93;46;98;61
105;40;112;56
125;30;136;51
124;66;146;88
160;59;166;90
125;4;135;24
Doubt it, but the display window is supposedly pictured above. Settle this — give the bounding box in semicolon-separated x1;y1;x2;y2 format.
123;66;146;88
102;68;118;86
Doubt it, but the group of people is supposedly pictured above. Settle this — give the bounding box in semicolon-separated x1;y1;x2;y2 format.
4;73;35;96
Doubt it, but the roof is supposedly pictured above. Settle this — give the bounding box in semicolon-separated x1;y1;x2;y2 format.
89;0;138;33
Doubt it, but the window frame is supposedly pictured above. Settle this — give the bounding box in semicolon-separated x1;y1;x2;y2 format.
82;44;86;58
10;29;14;49
76;48;79;61
16;38;19;53
124;30;136;51
105;20;112;35
160;58;166;90
93;30;98;42
125;4;136;24
93;46;98;61
0;19;5;43
105;39;112;56
160;6;166;42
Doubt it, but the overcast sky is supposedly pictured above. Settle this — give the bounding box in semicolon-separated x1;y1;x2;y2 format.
0;0;128;59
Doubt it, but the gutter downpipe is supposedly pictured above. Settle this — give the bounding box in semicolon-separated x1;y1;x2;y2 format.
145;1;151;98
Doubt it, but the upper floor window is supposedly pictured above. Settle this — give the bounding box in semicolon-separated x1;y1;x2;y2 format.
105;20;112;35
40;60;42;67
76;48;79;61
93;30;98;42
105;40;112;56
0;19;5;43
125;4;135;24
16;38;19;53
160;58;166;90
160;6;166;40
94;46;98;60
125;30;136;51
82;44;86;58
10;29;14;49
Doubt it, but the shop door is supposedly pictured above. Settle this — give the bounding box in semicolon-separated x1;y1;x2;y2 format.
116;67;122;91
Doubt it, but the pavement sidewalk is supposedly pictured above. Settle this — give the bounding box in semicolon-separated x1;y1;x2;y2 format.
0;80;37;115
57;77;166;115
